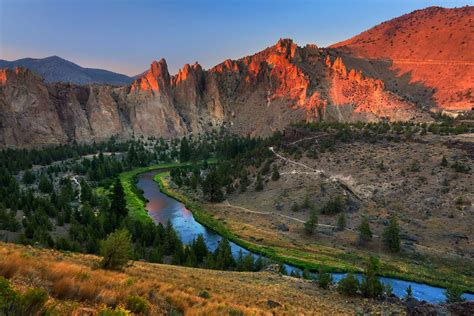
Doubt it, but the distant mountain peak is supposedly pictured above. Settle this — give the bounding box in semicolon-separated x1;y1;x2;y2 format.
0;56;133;86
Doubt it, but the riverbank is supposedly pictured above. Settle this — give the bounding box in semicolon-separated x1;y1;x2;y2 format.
152;170;474;292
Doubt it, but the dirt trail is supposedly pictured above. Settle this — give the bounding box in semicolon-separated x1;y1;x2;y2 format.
269;147;364;200
219;201;349;230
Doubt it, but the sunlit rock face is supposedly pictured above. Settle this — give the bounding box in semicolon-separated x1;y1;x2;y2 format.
0;39;428;148
331;6;474;111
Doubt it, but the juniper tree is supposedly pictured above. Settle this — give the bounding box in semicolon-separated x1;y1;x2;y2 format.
358;217;372;245
271;165;280;181
100;229;132;270
383;215;401;253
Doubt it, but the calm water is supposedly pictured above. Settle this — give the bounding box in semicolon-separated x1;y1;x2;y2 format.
137;170;474;303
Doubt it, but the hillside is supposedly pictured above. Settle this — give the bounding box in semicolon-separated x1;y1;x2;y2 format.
331;6;474;110
0;242;404;315
0;56;133;85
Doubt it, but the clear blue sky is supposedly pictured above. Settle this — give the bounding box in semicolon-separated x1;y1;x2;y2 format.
0;0;471;76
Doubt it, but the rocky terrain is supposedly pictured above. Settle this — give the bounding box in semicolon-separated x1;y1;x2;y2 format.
0;6;472;149
331;6;474;111
0;56;133;85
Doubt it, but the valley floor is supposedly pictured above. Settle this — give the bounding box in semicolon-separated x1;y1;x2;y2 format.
163;133;474;290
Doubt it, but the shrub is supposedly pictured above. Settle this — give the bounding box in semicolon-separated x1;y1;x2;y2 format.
320;195;344;215
385;283;393;297
445;285;466;304
126;295;150;315
304;210;318;235
0;277;48;315
383;215;400;253
337;213;346;231
360;257;383;298
20;288;49;315
198;290;211;299
405;285;413;300
317;270;333;289
291;202;300;212
0;276;18;314
98;304;131;316
358;217;372;245
337;273;359;296
271;165;280;181
100;229;132;270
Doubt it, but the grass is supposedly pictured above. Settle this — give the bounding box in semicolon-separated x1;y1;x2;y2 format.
154;172;474;292
119;160;216;224
0;242;404;314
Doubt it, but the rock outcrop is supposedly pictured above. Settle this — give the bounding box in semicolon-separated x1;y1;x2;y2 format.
0;38;431;148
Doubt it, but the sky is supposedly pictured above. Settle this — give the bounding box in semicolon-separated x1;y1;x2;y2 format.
0;0;471;76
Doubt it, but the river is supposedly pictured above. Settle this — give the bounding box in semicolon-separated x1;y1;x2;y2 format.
137;170;474;304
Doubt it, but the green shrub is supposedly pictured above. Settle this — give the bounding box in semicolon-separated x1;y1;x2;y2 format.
382;215;400;253
0;276;18;314
320;195;344;215
20;288;49;315
337;273;359;296
0;277;48;315
100;229;132;270
445;285;466;304
98;304;131;316
317;270;333;289
126;295;150;315
198;290;211;299
360;257;383;298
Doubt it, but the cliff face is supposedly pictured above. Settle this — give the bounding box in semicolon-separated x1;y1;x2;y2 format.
0;38;429;148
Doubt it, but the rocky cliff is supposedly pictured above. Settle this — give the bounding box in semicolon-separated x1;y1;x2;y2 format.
0;38;432;148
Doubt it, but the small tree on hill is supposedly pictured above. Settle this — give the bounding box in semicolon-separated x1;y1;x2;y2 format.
337;273;359;296
358;217;372;245
360;256;383;298
100;229;132;270
271;165;280;181
255;173;263;191
383;215;401;253
337;213;346;231
445;285;466;304
304;209;318;235
441;156;448;167
179;137;192;163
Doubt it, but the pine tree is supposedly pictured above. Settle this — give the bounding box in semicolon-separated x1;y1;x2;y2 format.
445;285;466;304
271;165;280;181
38;174;53;194
192;234;208;263
360;256;383;298
179;137;192;163
110;178;127;220
405;285;413;300
304;209;318;235
337;213;346;231
383;215;400;253
202;169;224;202
255;173;263;191
358;217;372;245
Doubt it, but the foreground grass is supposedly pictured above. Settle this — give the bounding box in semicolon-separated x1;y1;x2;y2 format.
0;242;403;315
154;172;474;292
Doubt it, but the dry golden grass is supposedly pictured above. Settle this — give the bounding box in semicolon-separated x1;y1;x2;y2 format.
0;242;404;315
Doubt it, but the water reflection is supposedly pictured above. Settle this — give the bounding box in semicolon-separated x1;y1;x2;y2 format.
136;170;474;303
